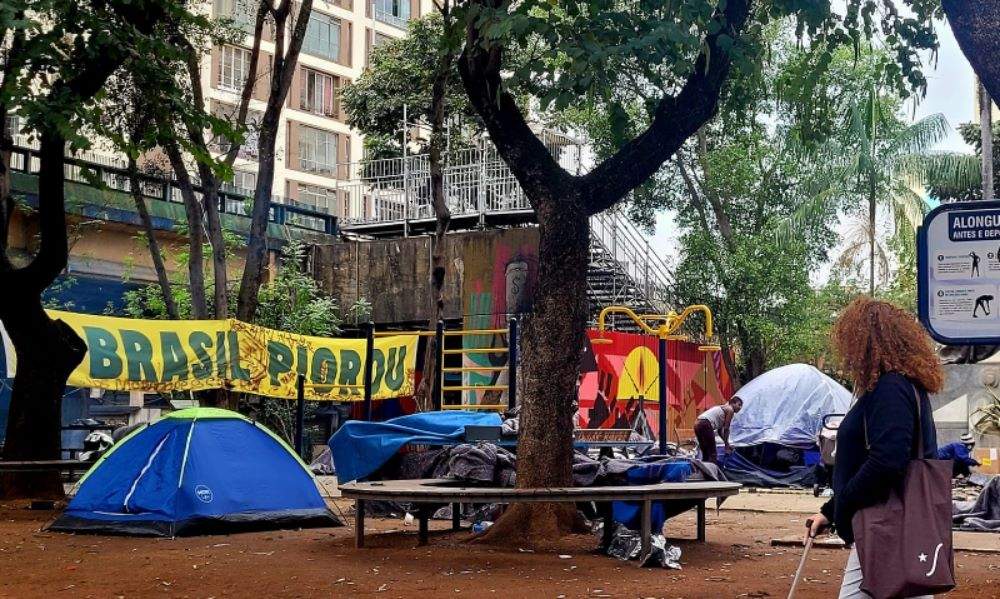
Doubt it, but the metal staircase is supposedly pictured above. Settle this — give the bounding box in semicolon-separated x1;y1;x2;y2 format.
338;141;675;319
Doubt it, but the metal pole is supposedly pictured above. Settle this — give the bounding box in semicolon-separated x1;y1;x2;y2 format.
295;374;306;457
658;335;668;455
433;319;444;411
507;317;518;410
363;322;375;421
402;103;409;237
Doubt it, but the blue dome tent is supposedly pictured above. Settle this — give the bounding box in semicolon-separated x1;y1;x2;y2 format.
51;408;339;536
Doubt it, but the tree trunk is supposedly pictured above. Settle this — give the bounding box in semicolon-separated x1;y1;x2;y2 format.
868;185;876;296
127;158;178;319
236;0;314;322
718;331;742;391
981;80;994;201
237;124;278;322
199;177;229;318
480;199;590;545
164;141;209;319
414;14;455;412
943;1;1000;105
0;132;87;499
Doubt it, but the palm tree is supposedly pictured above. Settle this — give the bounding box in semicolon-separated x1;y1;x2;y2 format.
788;86;979;295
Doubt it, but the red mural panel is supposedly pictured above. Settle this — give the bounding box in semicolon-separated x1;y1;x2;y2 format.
576;329;734;442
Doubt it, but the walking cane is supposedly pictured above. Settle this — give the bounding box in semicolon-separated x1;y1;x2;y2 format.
787;519;815;599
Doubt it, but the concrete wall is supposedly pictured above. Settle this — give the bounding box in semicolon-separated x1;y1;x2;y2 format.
312;227;539;325
933;362;1000;448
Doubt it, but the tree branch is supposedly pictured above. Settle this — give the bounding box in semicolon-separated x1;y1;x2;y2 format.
457;0;575;205
223;0;269;169
579;0;752;215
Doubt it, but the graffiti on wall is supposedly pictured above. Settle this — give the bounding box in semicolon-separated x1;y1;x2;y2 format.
460;229;539;405
576;329;734;442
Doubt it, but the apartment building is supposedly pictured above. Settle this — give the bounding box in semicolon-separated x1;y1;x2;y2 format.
207;0;429;221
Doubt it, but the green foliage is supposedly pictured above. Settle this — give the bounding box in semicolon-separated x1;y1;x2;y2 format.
929;121;996;202
255;241;344;337
342;14;478;160
475;0;941;143
251;240;371;446
663;37;913;382
669;128;841;382
806;85;976;290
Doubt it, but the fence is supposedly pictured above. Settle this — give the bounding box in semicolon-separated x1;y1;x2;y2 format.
8;139;337;236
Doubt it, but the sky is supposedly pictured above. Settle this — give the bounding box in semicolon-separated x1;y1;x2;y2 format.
648;18;978;271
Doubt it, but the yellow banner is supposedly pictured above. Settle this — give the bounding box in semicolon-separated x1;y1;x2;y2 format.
45;310;417;401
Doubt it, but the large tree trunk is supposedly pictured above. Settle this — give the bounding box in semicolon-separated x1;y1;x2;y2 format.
0;132;87;499
457;0;750;544
981;81;994;201
127;158;178;319
943;1;1000;105
480;200;590;545
164;141;209;319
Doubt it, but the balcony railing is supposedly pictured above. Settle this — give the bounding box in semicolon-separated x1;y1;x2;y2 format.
8;139;337;236
371;2;408;28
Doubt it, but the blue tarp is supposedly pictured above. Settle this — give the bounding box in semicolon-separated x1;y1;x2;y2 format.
719;449;817;488
612;461;693;532
329;411;503;483
51;409;337;536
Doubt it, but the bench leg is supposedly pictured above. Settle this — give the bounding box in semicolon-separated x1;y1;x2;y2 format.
452;502;461;531
640;499;652;564
696;500;706;543
418;507;429;546
355;499;365;549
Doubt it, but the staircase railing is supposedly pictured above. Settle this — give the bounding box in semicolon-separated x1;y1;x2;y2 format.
341;145;675;312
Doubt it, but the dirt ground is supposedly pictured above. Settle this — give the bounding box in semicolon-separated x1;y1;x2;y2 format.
0;500;997;599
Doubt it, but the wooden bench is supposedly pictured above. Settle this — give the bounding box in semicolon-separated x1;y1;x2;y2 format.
339;478;741;558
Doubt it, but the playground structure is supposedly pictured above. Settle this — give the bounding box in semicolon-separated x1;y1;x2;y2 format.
374;320;519;413
592;305;722;455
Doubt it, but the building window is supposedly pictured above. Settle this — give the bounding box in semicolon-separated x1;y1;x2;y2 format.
213;0;254;32
372;0;409;28
299;126;338;175
302;12;341;62
219;45;251;92
367;30;393;64
229;170;257;193
298;183;336;210
209;101;262;160
300;69;339;117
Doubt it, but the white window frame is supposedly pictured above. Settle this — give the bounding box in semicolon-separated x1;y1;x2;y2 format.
299;126;338;175
300;69;338;117
219;45;251;93
372;0;409;28
302;12;341;62
213;0;254;31
298;183;336;211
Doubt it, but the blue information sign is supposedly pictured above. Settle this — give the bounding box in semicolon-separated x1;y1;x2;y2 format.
919;200;1000;345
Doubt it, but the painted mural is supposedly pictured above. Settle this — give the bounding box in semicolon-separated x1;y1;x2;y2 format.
460;229;539;406
576;329;734;443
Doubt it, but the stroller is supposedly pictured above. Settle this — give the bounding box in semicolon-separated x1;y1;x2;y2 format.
813;413;844;497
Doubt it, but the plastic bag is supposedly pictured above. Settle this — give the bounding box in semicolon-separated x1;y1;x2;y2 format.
603;524;682;569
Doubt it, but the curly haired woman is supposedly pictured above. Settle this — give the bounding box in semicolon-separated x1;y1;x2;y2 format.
806;297;944;598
